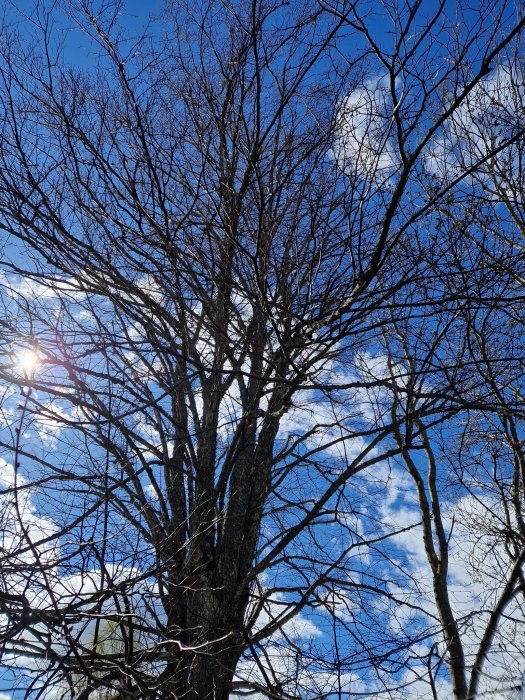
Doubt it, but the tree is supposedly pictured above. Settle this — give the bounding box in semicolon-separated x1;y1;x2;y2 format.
367;49;525;699
0;1;524;698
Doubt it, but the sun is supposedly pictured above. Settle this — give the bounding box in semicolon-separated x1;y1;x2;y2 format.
16;348;40;374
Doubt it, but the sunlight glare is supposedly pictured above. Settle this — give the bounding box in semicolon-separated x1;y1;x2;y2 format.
17;348;40;374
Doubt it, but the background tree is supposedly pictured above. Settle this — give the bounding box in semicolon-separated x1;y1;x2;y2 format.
350;40;525;699
0;1;524;699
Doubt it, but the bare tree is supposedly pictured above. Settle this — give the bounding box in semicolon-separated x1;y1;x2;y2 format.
0;1;524;699
364;62;525;695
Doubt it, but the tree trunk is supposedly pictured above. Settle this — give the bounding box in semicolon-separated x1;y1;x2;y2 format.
161;580;245;699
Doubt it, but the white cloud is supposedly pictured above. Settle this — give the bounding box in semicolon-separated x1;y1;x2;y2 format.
4;275;58;300
233;591;326;698
333;75;399;183
426;64;525;188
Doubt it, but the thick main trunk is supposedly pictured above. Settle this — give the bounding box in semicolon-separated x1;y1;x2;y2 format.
157;540;248;699
160;588;245;699
185;643;243;700
156;394;283;698
160;646;242;699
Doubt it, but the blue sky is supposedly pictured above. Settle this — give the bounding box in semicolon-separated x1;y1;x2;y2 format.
1;1;525;698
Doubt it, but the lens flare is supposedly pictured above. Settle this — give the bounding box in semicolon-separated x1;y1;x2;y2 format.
17;348;40;374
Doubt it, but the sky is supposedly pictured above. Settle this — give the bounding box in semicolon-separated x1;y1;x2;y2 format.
1;1;525;698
